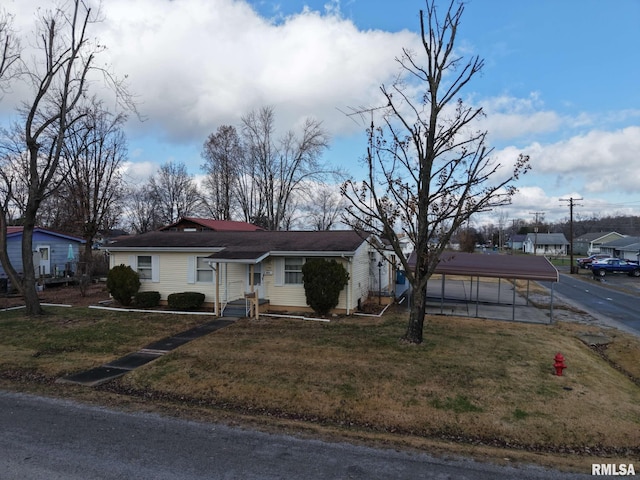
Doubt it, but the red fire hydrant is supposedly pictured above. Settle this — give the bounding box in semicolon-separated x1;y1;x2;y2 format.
554;352;566;376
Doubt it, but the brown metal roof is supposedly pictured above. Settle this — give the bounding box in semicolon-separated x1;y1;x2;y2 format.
432;251;559;282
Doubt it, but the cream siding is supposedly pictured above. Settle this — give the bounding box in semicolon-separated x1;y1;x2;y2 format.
350;242;373;307
108;234;373;314
263;255;356;311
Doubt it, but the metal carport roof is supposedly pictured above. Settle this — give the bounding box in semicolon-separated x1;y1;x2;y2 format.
433;251;559;282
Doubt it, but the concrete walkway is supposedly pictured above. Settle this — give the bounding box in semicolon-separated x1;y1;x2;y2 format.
58;318;236;387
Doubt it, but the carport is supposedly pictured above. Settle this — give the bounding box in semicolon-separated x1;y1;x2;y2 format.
411;252;559;323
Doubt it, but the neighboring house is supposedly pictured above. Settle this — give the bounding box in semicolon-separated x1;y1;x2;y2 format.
1;226;85;279
93;229;130;249
506;234;526;251
105;230;387;316
573;232;626;255
158;217;263;232
523;233;569;255
599;236;640;262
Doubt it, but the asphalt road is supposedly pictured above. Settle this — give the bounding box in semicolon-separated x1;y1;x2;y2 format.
0;390;593;480
544;272;640;335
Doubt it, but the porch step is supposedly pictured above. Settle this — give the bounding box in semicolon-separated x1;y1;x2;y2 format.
223;306;249;317
222;298;268;318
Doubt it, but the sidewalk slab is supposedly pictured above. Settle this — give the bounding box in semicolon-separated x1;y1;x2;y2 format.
58;366;129;387
58;318;235;387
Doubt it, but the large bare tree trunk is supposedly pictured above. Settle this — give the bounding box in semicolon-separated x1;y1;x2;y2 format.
20;213;41;314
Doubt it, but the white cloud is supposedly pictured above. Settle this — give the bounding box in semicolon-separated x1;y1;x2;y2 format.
521;126;640;194
120;160;157;183
2;0;418;144
90;0;418;143
478;93;561;141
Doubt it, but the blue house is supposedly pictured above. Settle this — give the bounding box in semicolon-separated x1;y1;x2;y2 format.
1;226;85;279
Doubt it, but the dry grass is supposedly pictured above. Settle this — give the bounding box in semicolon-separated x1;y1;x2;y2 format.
2;299;639;471
0;306;212;377
119;308;640;459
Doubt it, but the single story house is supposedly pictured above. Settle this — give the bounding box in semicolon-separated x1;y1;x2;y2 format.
598;236;640;262
523;233;569;256
1;226;85;279
105;230;391;316
505;234;526;251
573;231;626;255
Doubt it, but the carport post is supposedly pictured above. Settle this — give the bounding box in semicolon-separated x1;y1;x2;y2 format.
475;276;480;317
440;274;445;314
512;278;516;321
215;265;220;316
549;283;555;324
498;277;501;303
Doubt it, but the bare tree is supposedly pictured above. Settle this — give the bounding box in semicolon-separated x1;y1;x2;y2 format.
341;0;530;344
201;125;242;220
125;184;162;234
306;185;346;230
0;0;134;315
148;161;201;226
0;8;20;91
58;101;127;274
241;106;330;230
0;9;21;298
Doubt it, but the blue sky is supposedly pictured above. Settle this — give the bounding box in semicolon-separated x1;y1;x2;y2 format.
3;0;640;227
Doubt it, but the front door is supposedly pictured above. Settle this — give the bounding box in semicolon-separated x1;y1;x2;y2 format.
37;245;51;275
247;263;265;298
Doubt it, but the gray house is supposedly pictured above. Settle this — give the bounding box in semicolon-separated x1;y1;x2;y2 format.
506;234;526;251
523;233;569;256
599;236;640;262
573;232;625;255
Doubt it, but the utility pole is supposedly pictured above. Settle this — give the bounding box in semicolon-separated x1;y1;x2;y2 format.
529;211;544;255
560;197;582;274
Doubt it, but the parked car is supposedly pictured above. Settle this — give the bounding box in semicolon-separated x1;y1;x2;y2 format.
576;254;610;269
591;258;640;277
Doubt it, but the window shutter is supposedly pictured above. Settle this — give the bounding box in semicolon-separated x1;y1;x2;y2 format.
274;258;284;286
128;255;136;269
151;255;160;283
187;256;195;284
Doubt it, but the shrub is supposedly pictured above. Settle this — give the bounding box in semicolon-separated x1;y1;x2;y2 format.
302;258;350;315
134;291;161;308
106;264;140;306
167;291;205;311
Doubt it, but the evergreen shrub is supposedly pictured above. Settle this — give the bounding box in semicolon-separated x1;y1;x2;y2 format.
167;291;205;311
134;291;161;308
302;258;349;315
106;264;140;306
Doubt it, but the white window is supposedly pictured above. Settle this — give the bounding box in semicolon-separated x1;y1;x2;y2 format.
130;254;159;282
196;257;213;283
137;255;152;280
284;257;304;284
